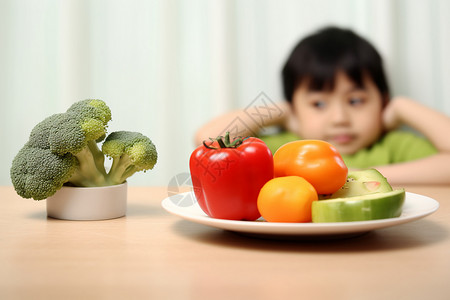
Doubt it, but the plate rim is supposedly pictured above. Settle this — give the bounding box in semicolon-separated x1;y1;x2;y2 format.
161;191;439;236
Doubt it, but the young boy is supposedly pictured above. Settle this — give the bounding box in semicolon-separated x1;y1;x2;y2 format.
195;27;450;184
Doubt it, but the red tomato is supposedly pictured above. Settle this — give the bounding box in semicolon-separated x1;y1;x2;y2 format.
189;133;273;220
273;140;347;195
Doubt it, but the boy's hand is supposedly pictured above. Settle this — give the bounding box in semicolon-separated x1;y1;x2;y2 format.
284;103;300;134
382;97;406;131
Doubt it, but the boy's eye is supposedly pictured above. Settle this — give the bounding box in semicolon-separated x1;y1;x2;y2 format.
312;100;326;109
349;97;364;106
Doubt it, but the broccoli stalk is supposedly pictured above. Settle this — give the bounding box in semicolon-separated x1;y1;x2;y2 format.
108;154;136;185
10;99;157;200
68;140;108;187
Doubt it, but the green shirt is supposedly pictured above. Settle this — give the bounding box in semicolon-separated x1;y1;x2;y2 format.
259;130;438;168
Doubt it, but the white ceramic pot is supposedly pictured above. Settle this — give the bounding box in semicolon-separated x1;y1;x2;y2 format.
46;182;127;221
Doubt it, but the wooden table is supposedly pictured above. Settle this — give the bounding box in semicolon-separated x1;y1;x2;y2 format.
1;185;449;300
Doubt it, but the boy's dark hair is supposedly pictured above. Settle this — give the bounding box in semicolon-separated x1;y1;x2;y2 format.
282;26;390;106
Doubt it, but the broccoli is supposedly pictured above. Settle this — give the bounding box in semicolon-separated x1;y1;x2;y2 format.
102;131;158;185
10;99;157;200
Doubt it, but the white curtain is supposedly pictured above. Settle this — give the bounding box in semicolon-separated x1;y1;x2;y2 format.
1;0;449;187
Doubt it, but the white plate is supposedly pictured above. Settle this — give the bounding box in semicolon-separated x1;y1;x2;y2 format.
161;191;439;238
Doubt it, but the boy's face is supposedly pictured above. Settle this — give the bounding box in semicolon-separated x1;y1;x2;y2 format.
292;71;384;155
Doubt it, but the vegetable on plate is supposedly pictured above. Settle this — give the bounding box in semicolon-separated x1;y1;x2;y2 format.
257;176;318;223
273;140;348;195
312;169;405;222
189;132;273;221
312;189;405;223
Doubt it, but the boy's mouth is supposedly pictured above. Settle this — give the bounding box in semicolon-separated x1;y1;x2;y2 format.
329;134;355;144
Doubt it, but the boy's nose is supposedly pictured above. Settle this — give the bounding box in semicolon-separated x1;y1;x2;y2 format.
330;103;350;125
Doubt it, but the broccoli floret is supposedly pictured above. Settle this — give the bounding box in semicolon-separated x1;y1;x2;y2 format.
10;99;157;200
102;131;158;185
28;113;66;150
10;145;79;200
50;99;111;154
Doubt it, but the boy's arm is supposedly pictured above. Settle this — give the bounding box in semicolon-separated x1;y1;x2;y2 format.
380;97;450;184
375;154;450;184
194;101;294;145
383;97;450;152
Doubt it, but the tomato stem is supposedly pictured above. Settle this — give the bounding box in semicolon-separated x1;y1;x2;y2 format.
217;138;227;148
203;132;246;149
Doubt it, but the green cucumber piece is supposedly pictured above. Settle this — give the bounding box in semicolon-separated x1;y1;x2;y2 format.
312;189;405;223
320;169;393;199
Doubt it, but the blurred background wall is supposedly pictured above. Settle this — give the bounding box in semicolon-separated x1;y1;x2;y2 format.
1;0;449;187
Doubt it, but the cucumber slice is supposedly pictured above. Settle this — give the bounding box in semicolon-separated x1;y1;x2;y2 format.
312;189;405;223
320;169;393;199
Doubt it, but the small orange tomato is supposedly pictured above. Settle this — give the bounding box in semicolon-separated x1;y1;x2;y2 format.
257;176;318;223
273;140;348;195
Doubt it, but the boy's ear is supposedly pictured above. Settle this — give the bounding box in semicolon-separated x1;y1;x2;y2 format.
382;93;391;108
288;100;295;110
